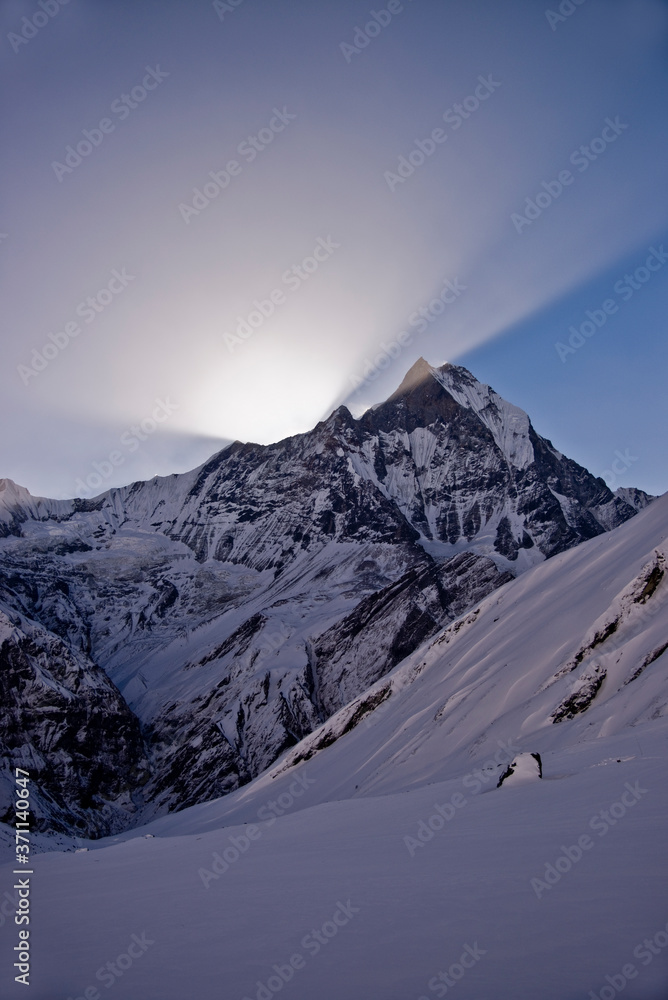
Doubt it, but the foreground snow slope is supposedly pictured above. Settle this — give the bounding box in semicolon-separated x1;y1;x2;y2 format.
1;729;666;999
0;494;666;999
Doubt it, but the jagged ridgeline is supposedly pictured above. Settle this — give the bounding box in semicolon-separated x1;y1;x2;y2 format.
0;361;653;836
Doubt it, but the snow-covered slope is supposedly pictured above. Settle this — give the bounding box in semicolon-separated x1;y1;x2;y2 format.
1;487;665;1000
0;362;654;833
432;361;535;469
102;484;668;834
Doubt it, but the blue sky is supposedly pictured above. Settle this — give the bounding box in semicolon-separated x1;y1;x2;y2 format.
1;0;667;498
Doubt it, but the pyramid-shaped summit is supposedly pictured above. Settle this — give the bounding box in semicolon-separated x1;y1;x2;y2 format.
386;356;436;400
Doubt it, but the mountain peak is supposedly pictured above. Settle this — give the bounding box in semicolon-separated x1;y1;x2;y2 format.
0;478;33;509
386;357;436;401
380;360;537;470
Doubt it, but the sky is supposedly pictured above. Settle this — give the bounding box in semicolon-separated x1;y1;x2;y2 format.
1;0;667;499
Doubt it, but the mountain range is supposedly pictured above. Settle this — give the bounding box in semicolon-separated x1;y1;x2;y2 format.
0;359;655;838
1;411;666;999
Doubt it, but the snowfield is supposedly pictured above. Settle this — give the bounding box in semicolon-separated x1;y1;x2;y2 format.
1;490;666;998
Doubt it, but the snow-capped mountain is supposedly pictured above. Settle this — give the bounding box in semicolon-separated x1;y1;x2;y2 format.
1;465;666;1000
0;361;654;836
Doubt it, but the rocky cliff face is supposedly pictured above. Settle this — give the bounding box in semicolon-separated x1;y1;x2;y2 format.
0;608;148;836
0;361;653;834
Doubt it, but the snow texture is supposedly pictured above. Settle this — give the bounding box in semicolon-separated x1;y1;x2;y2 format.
0;484;666;1000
